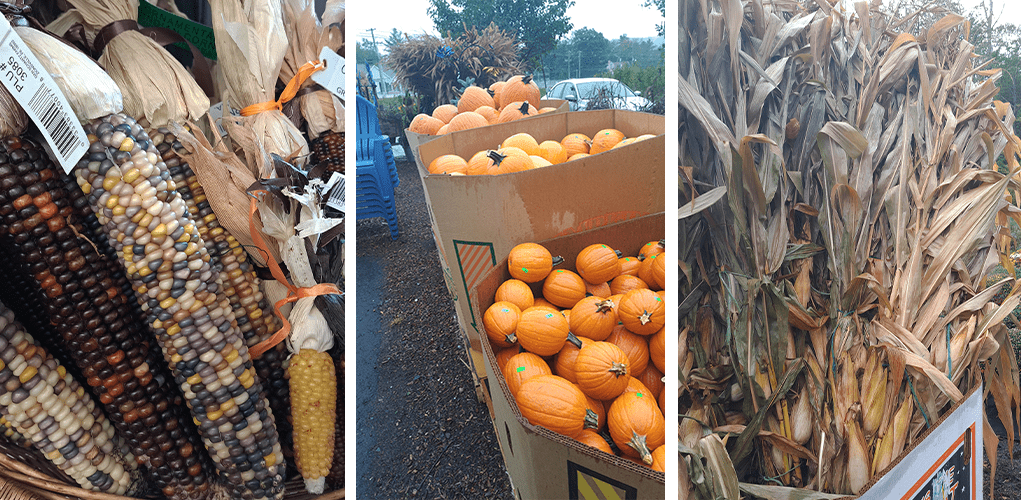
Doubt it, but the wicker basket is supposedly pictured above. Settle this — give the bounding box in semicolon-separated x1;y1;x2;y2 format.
0;444;344;500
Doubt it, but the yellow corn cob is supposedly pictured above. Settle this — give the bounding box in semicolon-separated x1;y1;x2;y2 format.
289;348;337;494
861;350;886;437
846;416;870;494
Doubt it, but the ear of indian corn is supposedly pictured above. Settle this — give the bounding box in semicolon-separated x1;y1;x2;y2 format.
309;131;344;177
74;113;285;500
153;126;292;447
0;300;135;494
289;348;337;494
0;135;217;499
326;347;344;490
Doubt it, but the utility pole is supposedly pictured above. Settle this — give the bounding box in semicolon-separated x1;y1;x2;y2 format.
366;27;379;52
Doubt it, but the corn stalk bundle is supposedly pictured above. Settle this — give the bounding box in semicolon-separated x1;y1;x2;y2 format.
383;23;523;110
680;0;1021;496
19;25;287;500
55;0;210;129
280;0;344;140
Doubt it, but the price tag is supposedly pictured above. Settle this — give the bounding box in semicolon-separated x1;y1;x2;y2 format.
0;18;88;174
310;47;345;100
208;101;240;137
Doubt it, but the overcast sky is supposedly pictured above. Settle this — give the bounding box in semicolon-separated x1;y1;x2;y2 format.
957;0;1021;25
352;0;664;50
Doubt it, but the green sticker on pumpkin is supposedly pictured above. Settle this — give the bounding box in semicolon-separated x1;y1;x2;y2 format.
516;366;526;373
546;313;554;318
521;268;529;273
636;392;644;398
502;308;510;313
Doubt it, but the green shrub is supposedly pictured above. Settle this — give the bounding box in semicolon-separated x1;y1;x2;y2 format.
597;63;665;114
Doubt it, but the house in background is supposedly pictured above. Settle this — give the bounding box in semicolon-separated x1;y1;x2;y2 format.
358;64;404;99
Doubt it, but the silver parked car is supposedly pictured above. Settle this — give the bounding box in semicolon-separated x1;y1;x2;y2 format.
546;78;652;111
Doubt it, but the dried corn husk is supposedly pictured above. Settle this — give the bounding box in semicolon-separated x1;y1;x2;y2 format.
56;0;208;128
209;0;307;177
280;0;344;139
681;0;1021;495
15;26;121;119
0;84;28;137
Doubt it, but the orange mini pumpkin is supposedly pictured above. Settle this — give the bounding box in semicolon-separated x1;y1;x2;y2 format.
503;352;552;397
488;150;533;174
532;297;559;311
651;445;666;472
576;243;622;285
618;256;641;276
589;129;625;154
637;253;662;291
516;375;588;437
649;328;665;374
617;289;665;335
446;111;489;132
575;342;631;401
409;113;444;135
542;269;587;309
516;307;570;356
567;153;591;162
496;346;522;371
475;105;500;124
495;279;535;311
502;133;540;156
530;155;553;168
427;154;468;175
651;251;666;289
575;429;612;454
553;335;593;384
490;81;506;108
637;364;665;400
608;391;665;464
498;101;538;123
537;140;568;164
501;74;541;109
436;124;451;135
482;301;521;348
467;150;493;175
585;281;611;298
569;297;617;341
623;376;652;396
561;133;591;156
607;325;649;376
638;240;665;260
507;243;559;283
432;104;458;123
457;85;495;113
609;274;649;295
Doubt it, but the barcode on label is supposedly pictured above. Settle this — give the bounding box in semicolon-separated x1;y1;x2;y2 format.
26;86;77;158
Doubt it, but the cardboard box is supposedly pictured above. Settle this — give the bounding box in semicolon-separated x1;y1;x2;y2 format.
739;384;983;500
469;214;666;500
404;99;569;170
416;109;665;383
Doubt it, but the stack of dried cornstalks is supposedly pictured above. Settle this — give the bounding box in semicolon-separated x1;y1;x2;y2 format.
679;0;1021;497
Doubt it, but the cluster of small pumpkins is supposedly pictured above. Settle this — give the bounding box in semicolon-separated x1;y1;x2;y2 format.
427;129;656;175
409;75;554;136
483;240;667;471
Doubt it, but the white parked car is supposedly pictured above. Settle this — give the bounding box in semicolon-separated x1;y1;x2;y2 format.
546;78;652;112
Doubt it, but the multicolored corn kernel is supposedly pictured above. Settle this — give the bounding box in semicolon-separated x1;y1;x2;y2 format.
0;301;134;494
0;135;215;499
309;131;344;176
75;113;285;500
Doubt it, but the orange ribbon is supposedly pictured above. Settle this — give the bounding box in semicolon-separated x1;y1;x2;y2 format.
247;192;340;359
240;60;325;117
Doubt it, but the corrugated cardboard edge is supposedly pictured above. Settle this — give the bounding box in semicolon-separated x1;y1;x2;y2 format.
405;99;569;170
468;214;667;494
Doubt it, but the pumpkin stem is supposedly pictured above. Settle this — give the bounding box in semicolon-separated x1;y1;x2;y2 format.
613;249;623;258
486;150;507;167
608;362;628;377
505;333;518;345
658;239;665;249
627;431;653;465
640;310;653;325
551;256;565;267
523;74;533;85
487;88;495;97
584;409;599;430
595;299;615;313
566;332;583;349
518;101;531;115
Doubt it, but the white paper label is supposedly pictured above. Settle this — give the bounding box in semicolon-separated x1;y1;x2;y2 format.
0;17;88;174
310;47;345;100
208;101;240;137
